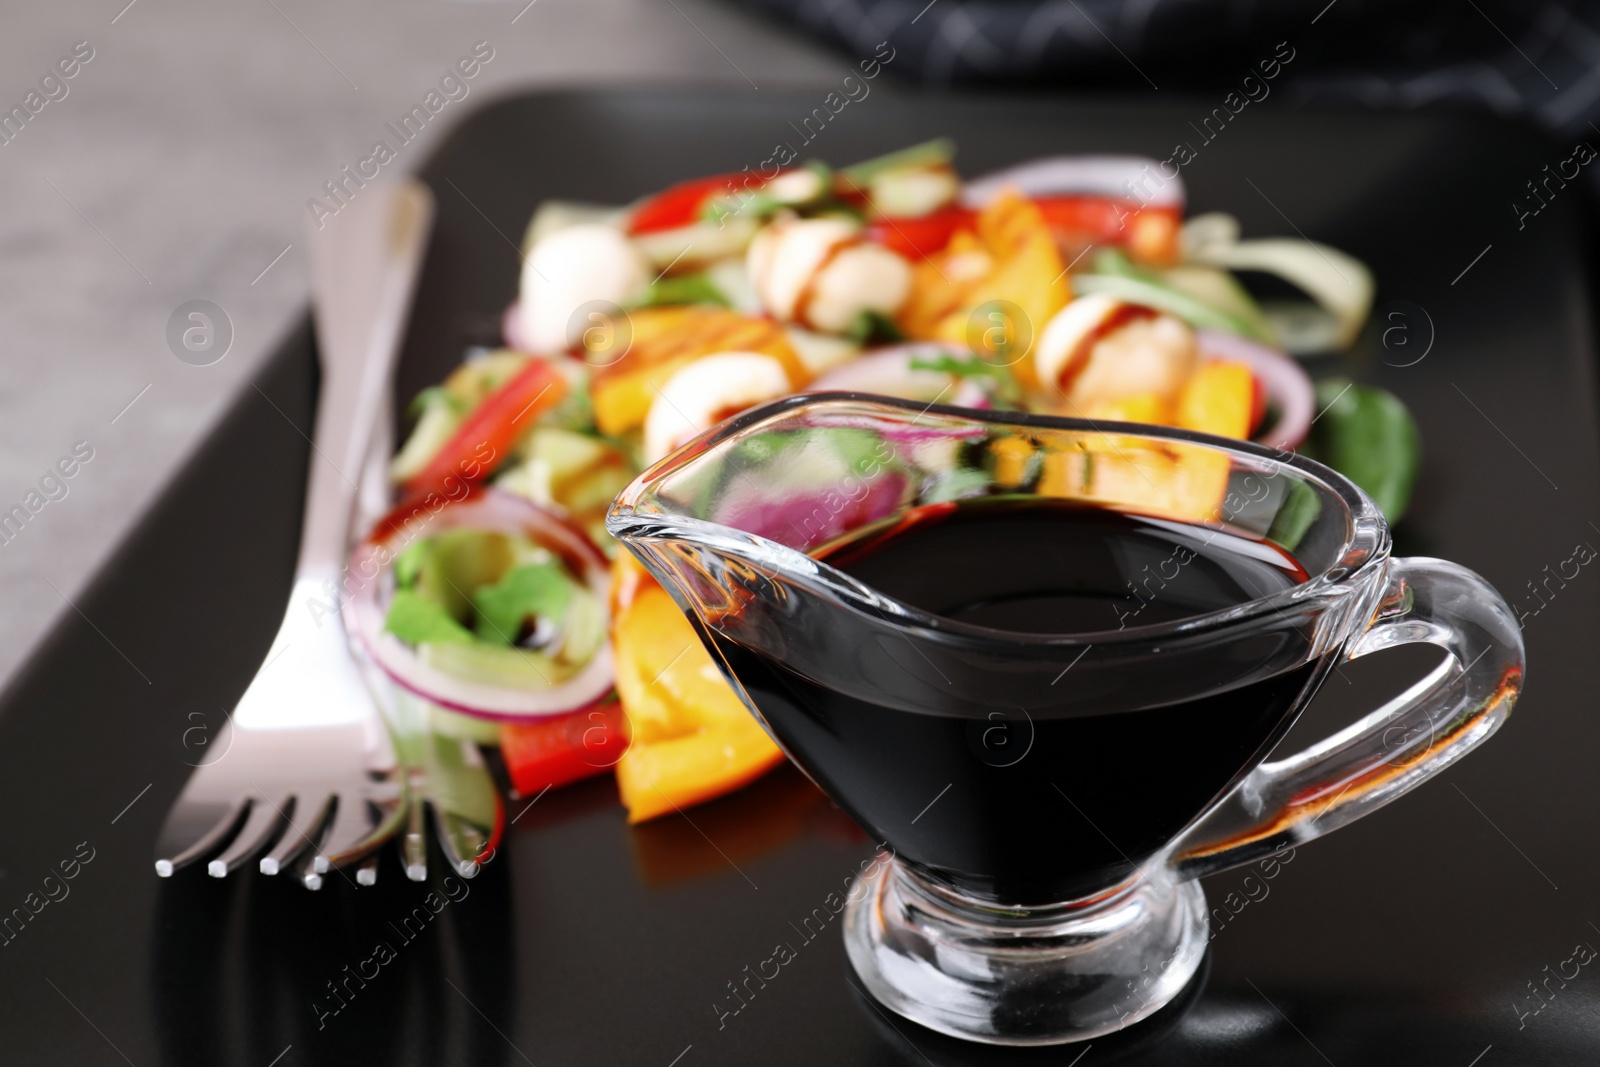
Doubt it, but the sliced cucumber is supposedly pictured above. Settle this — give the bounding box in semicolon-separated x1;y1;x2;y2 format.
707;258;763;315
519;426;615;475
559;587;607;666
443;350;528;406
1073;272;1274;343
1159;265;1277;345
416;531;515;621
420;640;577;689
390;395;462;484
428;704;504;746
785;326;861;375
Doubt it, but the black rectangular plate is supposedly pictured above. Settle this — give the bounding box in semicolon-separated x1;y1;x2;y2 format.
3;90;1598;1066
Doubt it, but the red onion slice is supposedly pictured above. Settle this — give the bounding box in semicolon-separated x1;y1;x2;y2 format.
345;488;614;722
712;470;913;552
962;156;1185;210
1197;329;1315;450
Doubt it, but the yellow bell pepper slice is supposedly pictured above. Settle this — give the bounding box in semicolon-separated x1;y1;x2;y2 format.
933;192;1071;390
589;307;806;436
615;720;785;824
1174;360;1255;440
1083;391;1169;427
610;575;784;822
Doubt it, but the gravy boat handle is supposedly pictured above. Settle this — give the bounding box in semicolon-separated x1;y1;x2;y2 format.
1168;555;1523;880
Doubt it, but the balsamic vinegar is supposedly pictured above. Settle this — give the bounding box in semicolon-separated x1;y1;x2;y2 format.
707;499;1326;904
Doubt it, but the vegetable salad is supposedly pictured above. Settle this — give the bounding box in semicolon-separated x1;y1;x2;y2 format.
355;140;1418;822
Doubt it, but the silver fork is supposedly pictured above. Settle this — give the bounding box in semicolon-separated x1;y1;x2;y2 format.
155;180;435;888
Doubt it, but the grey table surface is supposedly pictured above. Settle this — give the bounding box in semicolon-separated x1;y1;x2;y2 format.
0;0;845;693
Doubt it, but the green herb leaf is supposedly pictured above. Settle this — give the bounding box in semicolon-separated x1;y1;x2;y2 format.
909;353;1023;406
384;588;477;647
472;562;576;646
848;310;906;345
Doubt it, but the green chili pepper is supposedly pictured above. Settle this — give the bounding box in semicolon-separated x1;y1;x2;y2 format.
1301;378;1420;523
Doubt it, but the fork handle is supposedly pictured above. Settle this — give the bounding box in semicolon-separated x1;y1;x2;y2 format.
300;181;434;587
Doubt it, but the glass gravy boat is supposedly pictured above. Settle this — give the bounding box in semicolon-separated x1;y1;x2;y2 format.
607;393;1523;1046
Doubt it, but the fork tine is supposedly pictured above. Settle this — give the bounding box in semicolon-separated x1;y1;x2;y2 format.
258;793;333;875
206;796;291;878
318;786;406;870
432;806;487;879
293;822;360;889
403;793;427;881
155;797;249;877
308;794;373;872
293;844;329;890
420;734;503;879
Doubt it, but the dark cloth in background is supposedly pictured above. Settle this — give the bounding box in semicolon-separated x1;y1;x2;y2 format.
733;0;1600;143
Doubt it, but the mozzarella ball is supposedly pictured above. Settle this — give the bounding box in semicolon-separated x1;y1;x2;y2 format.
517;224;648;354
643;352;792;464
747;216;858;322
1035;295;1197;409
1068;314;1197;408
805;243;913;334
1034;293;1126;389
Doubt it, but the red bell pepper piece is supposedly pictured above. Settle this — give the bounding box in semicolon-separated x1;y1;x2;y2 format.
1034;196;1183;264
500;698;631;796
400;358;568;501
627;173;754;235
1033;195;1138;241
866;204;977;260
867;197;1183;264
